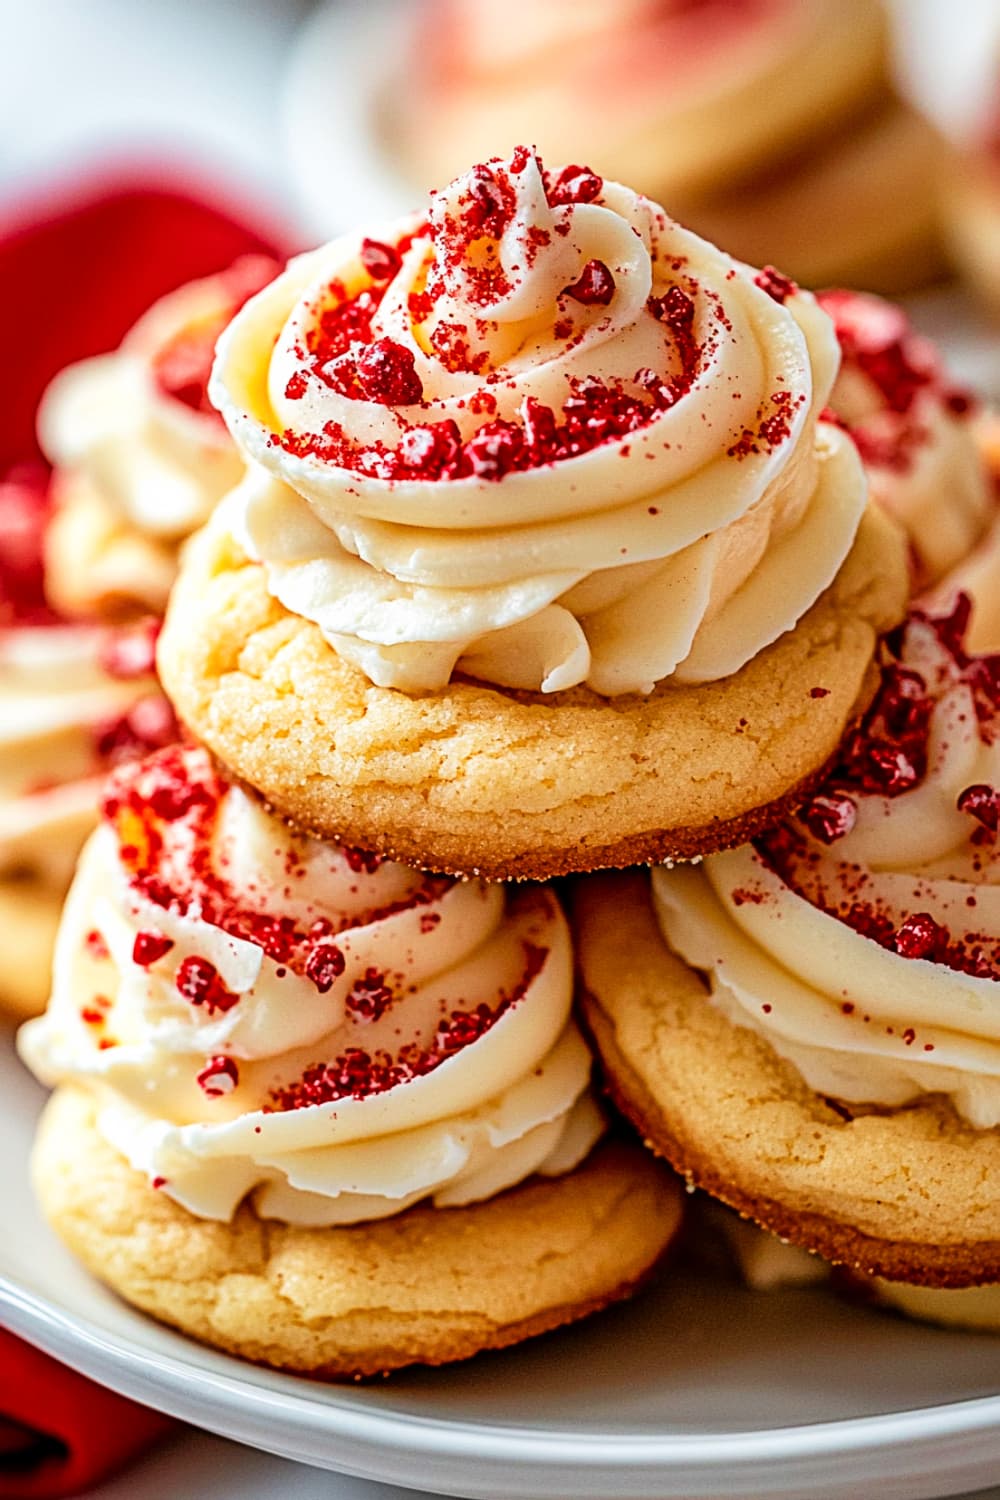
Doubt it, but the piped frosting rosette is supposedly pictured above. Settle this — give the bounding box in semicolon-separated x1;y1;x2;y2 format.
19;745;603;1225
652;600;1000;1128
213;149;867;697
819;289;995;589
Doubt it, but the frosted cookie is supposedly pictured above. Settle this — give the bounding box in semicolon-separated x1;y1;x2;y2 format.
19;744;682;1375
576;602;1000;1287
160;149;907;878
397;0;942;292
39;255;277;620
819;289;997;590
0;470;174;1018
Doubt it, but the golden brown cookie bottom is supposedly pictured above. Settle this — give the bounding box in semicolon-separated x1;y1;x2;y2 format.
574;872;1000;1289
158;504;907;881
0;878;61;1019
34;1088;683;1378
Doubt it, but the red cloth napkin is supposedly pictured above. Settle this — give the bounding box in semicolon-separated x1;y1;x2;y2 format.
0;167;288;470
0;168;288;1495
0;1329;175;1497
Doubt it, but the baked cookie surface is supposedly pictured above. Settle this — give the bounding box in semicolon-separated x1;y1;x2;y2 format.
158;503;906;881
574;872;1000;1289
34;1088;682;1378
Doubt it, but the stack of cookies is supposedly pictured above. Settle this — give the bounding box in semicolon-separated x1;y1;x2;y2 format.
18;145;1000;1372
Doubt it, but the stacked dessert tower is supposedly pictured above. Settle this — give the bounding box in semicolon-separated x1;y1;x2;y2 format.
0;258;277;1020
18;147;1000;1371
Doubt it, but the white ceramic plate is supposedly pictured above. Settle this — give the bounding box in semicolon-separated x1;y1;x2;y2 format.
5;1025;1000;1500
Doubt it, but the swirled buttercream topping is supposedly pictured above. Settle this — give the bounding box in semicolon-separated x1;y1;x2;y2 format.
38;256;277;541
0;471;174;889
819;289;995;589
19;745;602;1224
653;599;1000;1127
215;148;866;696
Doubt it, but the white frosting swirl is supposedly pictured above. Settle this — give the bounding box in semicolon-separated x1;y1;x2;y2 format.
819;290;995;588
0;624;164;890
214;150;865;697
19;746;602;1224
652;612;1000;1128
38;258;276;542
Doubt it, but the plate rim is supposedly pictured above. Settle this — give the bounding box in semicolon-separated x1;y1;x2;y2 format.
6;1267;1000;1475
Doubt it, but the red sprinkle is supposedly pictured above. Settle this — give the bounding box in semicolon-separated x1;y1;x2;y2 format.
893;913;944;961
175;956;240;1014
343;846;387;875
754;266;798;304
464;166;514;240
799;792;857;845
196;1055;240;1097
84;929;110;961
464;421;524;480
545;165;603;206
360;238;402;280
957;783;1000;835
345;968;396;1021
304;941;346;994
563;259;616;307
356;339;424;406
132;931;175;967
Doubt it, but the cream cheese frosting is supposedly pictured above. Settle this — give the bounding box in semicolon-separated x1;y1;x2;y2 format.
652;603;1000;1129
214;149;867;696
38;256;277;544
819;289;995;589
19;745;603;1225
